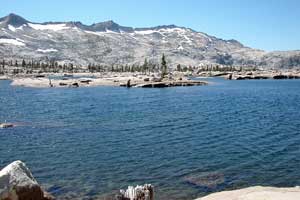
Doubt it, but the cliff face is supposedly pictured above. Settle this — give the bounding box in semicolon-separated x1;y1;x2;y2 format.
0;13;300;68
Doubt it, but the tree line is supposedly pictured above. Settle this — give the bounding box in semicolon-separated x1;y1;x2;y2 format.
0;59;77;74
0;54;257;76
0;55;169;76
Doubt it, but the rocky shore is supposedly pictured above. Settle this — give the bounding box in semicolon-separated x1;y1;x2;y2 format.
7;72;207;88
2;69;300;89
0;161;154;200
0;75;9;80
1;161;300;200
197;69;300;80
227;71;300;80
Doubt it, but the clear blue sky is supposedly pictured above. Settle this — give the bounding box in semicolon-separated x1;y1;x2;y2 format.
1;0;300;51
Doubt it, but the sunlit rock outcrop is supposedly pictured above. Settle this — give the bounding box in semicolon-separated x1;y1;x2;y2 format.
195;186;300;200
0;160;54;200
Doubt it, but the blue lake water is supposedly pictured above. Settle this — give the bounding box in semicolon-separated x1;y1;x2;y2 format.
0;78;300;200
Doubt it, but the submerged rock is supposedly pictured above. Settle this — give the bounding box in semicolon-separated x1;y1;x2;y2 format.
0;160;54;200
184;172;225;189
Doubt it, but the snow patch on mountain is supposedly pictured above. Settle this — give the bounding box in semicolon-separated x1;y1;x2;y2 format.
134;30;158;35
105;29;119;34
84;30;105;36
23;34;35;39
7;24;26;32
8;25;16;32
177;45;184;50
134;28;187;35
36;48;58;53
161;28;186;33
183;35;193;44
16;25;26;31
28;23;69;31
85;29;121;36
0;38;25;46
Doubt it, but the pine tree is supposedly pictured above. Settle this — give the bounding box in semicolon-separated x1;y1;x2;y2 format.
176;64;181;72
69;63;74;72
22;59;26;68
161;54;167;78
142;58;148;74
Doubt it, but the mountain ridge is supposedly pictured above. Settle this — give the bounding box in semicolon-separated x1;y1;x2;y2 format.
0;13;239;43
0;13;300;69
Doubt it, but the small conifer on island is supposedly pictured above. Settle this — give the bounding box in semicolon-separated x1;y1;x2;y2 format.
161;54;167;78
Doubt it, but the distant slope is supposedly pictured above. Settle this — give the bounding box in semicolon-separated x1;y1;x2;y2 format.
0;13;300;68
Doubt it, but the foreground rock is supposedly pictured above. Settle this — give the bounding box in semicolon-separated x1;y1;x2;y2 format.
195;186;300;200
0;160;54;200
116;184;154;200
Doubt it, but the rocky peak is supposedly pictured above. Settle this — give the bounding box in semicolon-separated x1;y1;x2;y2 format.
135;24;180;31
65;21;88;29
90;20;134;32
0;13;28;27
227;39;244;47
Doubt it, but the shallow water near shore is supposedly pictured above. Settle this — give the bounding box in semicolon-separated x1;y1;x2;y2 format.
1;78;300;200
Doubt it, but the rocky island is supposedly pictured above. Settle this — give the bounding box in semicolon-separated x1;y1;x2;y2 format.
8;72;207;88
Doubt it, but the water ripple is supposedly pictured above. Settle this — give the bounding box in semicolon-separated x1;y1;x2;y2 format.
0;79;300;200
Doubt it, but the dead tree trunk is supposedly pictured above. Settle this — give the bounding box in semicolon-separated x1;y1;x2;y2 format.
116;184;154;200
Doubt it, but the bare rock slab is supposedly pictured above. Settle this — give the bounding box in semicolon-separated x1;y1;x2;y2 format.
0;160;54;200
195;186;300;200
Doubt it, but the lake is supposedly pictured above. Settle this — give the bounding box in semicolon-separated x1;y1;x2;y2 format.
0;78;300;200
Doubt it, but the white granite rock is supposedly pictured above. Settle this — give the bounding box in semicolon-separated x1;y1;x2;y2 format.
0;160;53;200
195;186;300;200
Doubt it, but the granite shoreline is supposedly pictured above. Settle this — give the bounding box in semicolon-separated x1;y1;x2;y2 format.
1;72;208;88
1;161;300;200
1;69;300;89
